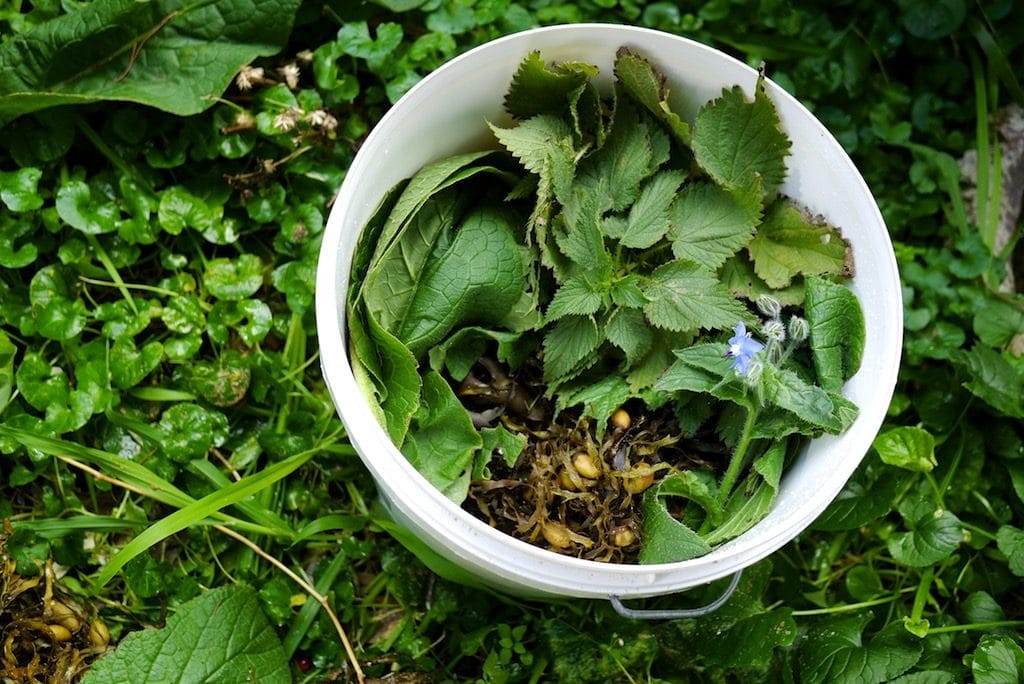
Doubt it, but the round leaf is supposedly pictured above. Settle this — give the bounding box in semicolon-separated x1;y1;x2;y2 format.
873;426;937;473
204;254;265;301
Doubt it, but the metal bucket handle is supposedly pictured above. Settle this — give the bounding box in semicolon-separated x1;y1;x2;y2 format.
609;570;743;620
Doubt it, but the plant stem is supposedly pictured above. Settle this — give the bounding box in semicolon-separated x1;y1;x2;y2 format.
926;620;1024;635
909;566;933;625
717;406;758;505
791;592;909;616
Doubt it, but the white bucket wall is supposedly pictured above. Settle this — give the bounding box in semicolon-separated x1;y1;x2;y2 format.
315;24;903;600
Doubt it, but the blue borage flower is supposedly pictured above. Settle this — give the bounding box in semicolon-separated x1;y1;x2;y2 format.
725;321;764;375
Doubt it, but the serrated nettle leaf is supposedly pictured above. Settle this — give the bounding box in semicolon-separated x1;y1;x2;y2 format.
56;179;120;235
805;275;865;392
873;426;937;473
28;264;88;341
669;182;759;270
503;50;599;119
490;115;573;178
996;525;1024;577
654;342;731;392
887;508;963;567
81;585;289;684
478;423;528;474
397;207;526;359
204;254;265;301
605;308;653;367
576;97;652;212
543;315;603;383
692;78;790;197
557;183;612;271
609;274;648;308
613;47;692;147
546;274;605;321
554;375;633;433
798;615;923;684
402;370;481;503
748;199;852;289
641;260;750;333
639;471;717;563
0;167;43;212
0;0;303;122
971;635;1024;684
618;169;686;250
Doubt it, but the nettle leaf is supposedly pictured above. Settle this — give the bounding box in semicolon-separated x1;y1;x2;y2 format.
490;115;573;179
0;167;44;212
56;180;119;235
639;471;716;563
996;525;1024;577
605;308;653;367
578;98;652;212
613;47;692;147
0;217;40;268
555;375;632;431
401;370;482;503
952;346;1024;418
972;634;1024;684
204;254;264;301
670;182;759;270
805;276;865;392
29;264;88;341
0;0;303;122
543;315;603;383
692;78;790;198
888;506;963;567
641;260;750;333
546;274;604;321
873;426;937;473
398;208;526;359
748;200;851;289
503;50;598;119
558;183;611;271
797;615;922;684
477;424;528;478
157;403;229;463
618;170;686;250
81;585;289;684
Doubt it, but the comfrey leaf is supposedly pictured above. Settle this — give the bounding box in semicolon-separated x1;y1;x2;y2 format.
805;275;865;392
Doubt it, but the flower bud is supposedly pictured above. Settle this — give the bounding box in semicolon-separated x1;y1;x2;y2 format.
756;294;782;320
744;358;765;386
762;319;786;344
788;316;810;342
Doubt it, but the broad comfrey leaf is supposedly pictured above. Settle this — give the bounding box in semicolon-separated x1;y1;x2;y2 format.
747;199;852;289
613;46;692;147
692;76;791;199
81;585;290;684
641;260;751;333
503;50;599;119
805;275;865;392
670;182;760;270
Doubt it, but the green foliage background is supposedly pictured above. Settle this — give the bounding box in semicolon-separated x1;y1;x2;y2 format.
1;0;1024;682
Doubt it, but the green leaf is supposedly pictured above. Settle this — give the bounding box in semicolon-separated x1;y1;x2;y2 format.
577;98;652;212
669;182;759;269
490;114;573;179
336;21;403;68
81;585;289;684
996;525;1024;577
402;370;482;503
887;508;963;567
0;330;15;415
618;170;686;249
56;180;119;235
503;50;598;119
953;346;1024;418
873;426;937;473
204;254;264;301
158;185;224;238
397;207;526;358
703;438;786;545
157;403;229;463
761;363;852;433
814;457;906;531
613;47;692;147
546;274;604;321
605;308;653;367
555;375;632;432
719;251;805;306
642;260;750;333
692;78;791;198
0;216;39;268
175;351;251;407
973;297;1024;348
110;338;163;390
899;0;967;40
29;264;88;341
805;275;866;392
543;315;603;383
477;423;528;476
972;634;1024;684
557;183;611;271
798;616;923;684
0;167;43;212
0;0;303;122
748;200;851;289
639;471;716;563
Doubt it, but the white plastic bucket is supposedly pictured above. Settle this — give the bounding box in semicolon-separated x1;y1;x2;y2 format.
315;24;902;600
